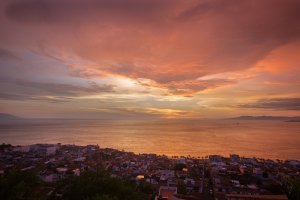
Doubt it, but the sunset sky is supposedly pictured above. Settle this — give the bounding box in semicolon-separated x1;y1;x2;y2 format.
0;0;300;119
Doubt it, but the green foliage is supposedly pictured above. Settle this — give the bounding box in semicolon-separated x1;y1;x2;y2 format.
1;169;148;200
262;171;269;178
61;171;147;200
174;163;186;171
289;179;300;200
0;170;40;200
263;183;284;194
189;166;200;179
177;180;187;195
137;180;154;194
0;143;11;150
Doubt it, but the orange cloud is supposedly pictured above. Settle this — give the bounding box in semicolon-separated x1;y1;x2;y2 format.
257;41;300;73
1;0;300;118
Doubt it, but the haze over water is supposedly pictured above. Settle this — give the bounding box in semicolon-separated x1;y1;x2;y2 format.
1;119;299;160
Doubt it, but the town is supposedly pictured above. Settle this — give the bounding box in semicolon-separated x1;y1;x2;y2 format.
0;143;299;200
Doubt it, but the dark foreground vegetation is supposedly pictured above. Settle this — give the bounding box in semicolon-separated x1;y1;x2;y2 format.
0;170;150;200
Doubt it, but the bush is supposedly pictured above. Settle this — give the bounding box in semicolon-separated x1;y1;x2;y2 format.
0;170;40;200
61;171;146;200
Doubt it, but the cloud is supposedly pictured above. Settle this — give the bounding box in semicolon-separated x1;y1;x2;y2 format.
255;40;300;73
0;48;20;61
0;92;73;103
1;0;300;118
2;0;300;95
4;0;173;24
239;98;300;110
0;92;28;101
17;80;115;96
0;79;115;102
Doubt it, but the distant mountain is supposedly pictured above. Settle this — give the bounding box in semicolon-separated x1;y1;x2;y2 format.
0;113;21;120
230;116;300;121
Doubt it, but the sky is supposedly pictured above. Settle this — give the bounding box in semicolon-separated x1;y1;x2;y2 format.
0;0;300;119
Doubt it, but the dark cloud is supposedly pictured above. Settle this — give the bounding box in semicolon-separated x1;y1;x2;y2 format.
16;80;115;96
0;48;20;61
239;98;300;110
5;0;172;24
30;96;72;103
0;92;71;103
177;0;235;20
0;79;115;102
0;92;28;101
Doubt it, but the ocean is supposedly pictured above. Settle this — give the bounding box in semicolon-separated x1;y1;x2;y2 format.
0;119;299;160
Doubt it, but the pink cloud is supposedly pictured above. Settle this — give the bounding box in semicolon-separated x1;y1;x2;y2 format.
1;0;300;97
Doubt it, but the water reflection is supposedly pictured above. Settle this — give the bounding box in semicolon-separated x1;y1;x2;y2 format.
0;119;299;160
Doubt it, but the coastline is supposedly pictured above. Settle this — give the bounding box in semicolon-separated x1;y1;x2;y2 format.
1;143;298;200
2;143;300;163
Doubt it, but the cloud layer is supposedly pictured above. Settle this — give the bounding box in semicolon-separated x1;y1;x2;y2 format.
0;0;300;118
240;98;300;111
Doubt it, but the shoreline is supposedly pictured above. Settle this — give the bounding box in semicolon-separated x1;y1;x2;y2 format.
2;143;299;162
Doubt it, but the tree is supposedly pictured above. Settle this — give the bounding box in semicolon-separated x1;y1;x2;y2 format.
289;179;300;200
177;180;187;195
174;163;186;171
61;171;146;200
0;170;40;200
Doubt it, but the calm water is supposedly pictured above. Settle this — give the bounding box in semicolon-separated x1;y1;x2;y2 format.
0;119;299;160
